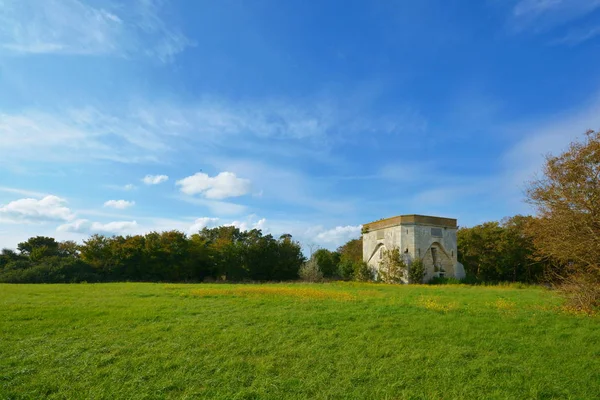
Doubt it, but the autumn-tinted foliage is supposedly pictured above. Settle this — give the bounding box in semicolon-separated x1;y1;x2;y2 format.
525;129;600;311
0;228;304;283
457;215;545;283
526;130;600;278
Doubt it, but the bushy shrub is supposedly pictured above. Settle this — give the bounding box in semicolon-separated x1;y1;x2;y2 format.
0;257;100;283
353;261;374;282
337;259;355;280
408;258;425;283
379;248;406;283
312;249;340;278
428;276;462;285
299;258;324;282
557;273;600;314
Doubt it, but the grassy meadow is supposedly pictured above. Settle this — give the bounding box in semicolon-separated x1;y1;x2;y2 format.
1;282;598;399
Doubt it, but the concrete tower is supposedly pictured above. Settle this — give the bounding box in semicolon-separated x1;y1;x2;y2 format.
362;214;465;283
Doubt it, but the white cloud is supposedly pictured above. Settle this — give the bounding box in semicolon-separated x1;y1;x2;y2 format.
0;0;192;61
56;219;91;233
314;225;362;246
142;174;169;185
96;220;138;234
188;217;221;233
206;158;357;215
0;195;74;223
176;172;251;200
103;200;135;209
188;215;267;234
226;217;267;232
57;219;138;234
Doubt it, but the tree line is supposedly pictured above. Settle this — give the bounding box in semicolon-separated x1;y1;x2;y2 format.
1;130;598;311
0;229;371;284
0;227;304;283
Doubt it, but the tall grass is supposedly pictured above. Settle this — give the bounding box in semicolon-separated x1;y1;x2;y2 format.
1;282;598;399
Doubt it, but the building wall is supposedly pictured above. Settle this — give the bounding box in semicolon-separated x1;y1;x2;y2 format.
362;222;460;282
421;243;455;281
412;224;457;263
363;225;406;270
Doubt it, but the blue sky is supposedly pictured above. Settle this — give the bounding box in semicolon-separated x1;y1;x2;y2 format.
1;0;600;250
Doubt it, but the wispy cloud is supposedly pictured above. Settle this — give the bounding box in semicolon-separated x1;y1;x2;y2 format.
174;195;248;216
0;186;48;198
0;93;423;167
105;183;137;191
0;107;170;164
502;93;600;189
57;219;138;234
551;25;600;45
508;0;600;33
0;0;192;61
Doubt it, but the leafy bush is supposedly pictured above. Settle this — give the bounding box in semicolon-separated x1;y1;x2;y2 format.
408;258;425;283
353;261;374;282
312;249;340;278
379;248;405;283
299;258;323;282
428;276;463;285
0;257;100;283
337;259;355;280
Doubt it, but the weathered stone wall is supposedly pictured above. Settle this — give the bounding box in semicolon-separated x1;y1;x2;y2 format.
412;224;457;263
421;243;455;282
362;215;460;282
363;225;406;270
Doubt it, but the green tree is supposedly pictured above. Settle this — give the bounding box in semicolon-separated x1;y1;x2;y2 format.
337;237;363;280
0;248;23;269
312;248;340;278
379;247;405;283
457;216;544;283
58;241;79;258
337;238;362;264
79;234;111;272
17;236;59;259
274;234;304;281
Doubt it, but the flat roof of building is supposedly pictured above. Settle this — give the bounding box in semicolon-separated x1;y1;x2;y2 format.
363;214;457;230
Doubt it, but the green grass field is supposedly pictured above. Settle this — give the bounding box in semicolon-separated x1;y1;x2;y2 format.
1;283;598;399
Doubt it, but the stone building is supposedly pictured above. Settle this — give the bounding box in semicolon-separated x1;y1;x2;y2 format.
362;214;465;283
